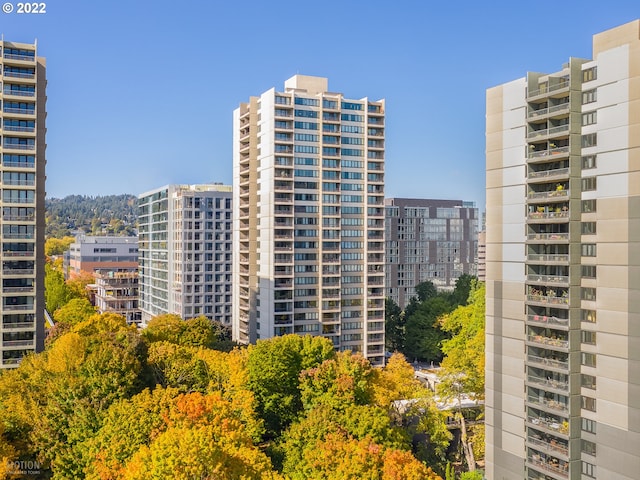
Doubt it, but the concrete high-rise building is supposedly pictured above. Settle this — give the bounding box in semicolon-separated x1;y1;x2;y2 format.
486;20;640;480
93;269;141;325
385;198;478;308
0;39;46;368
233;75;385;365
138;184;233;327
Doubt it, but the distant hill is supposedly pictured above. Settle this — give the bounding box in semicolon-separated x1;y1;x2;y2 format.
45;194;138;238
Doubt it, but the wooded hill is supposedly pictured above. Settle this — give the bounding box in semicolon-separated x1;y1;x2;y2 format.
45;194;138;238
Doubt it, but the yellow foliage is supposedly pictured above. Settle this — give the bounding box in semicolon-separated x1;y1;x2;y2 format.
46;332;86;373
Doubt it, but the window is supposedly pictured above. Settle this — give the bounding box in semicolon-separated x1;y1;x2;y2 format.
581;222;596;235
582;89;597;104
294;121;318;130
581;330;596;345
341;113;364;122
294;109;318;118
583;67;597;82
341;136;364;145
582;439;597;456
581;352;597;367
582;155;596;169
581;287;596;301
582;111;597;126
582;133;597;148
294;145;318;154
294;97;319;106
322;99;338;109
582;374;597;389
294;169;317;177
342;148;363;157
581;243;597;257
582;395;597;412
582;461;596;478
341;102;363;110
581;265;596;278
295;133;318;142
582;199;597;213
581;417;597;434
341;125;364;134
581;309;596;323
295;157;317;166
582;177;597;191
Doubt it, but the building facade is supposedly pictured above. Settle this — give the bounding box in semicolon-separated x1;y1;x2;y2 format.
486;20;640;480
0;39;46;368
233;75;385;365
93;269;141;325
64;235;138;279
138;184;233;327
384;198;478;308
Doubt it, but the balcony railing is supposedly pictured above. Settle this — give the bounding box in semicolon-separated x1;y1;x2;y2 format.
527;314;569;327
2;71;35;79
528;146;569;159
528;190;569;201
527;354;568;370
527;334;569;349
3;88;35;97
2;108;35;115
3;161;35;168
527;375;569;392
527;254;569;263
1;322;35;329
2;339;35;347
2;268;35;275
526;294;569;306
3;53;36;62
527;211;569;221
2;143;35;150
527;416;569;435
527;233;569;242
526;274;569;285
2;304;35;311
527;125;570;140
528;168;569;180
527;81;570;98
527;456;568;478
2;125;36;133
527;395;569;413
527;436;569;457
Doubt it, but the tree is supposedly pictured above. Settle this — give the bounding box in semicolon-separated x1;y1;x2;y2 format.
66;270;94;300
45;236;75;256
438;281;486;472
404;296;452;362
142;314;232;350
299;351;375;411
246;335;335;438
372;353;429;410
448;274;476;307
385;297;405;352
45;263;70;314
415;281;438;302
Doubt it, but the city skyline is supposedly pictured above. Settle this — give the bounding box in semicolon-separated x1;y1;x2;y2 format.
2;0;638;211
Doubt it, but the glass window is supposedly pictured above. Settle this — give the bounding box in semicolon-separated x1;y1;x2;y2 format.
581;330;596;344
582;199;596;213
581;222;596;235
581;244;597;257
582;89;597;104
582;177;597;191
582;111;597;126
581;155;596;169
581;352;597;367
582;133;597;148
581;395;597;412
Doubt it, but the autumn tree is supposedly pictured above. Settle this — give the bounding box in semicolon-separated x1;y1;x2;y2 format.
438;281;486;472
45;236;75;256
142;314;232;351
385;297;405;352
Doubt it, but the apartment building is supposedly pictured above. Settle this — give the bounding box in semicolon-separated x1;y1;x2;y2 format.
233;75;385;365
138;184;232;327
0;39;46;368
64;235;138;278
486;20;640;480
93;269;141;325
385;198;478;308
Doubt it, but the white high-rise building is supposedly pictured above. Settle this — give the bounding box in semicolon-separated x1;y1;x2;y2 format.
486;20;640;480
0;39;46;368
138;184;233;327
233;75;385;365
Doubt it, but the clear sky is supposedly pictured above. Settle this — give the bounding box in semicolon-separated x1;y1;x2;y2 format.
2;1;638;210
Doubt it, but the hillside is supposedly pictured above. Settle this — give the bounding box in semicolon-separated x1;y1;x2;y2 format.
45;194;138;238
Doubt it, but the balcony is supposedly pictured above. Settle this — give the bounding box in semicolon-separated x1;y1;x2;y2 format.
526;232;569;243
2;70;35;80
528;167;569;181
528;146;569;162
2;143;35;151
527;390;570;413
2;108;35;116
3;53;36;62
527;455;568;479
527;125;570;141
2;268;35;276
526;314;569;328
527;102;570;119
526;293;569;308
527;81;570;99
526;375;569;393
527;416;569;436
526;274;569;286
2;286;34;293
527;211;569;222
526;334;569;350
527;254;569;263
3;88;36;98
526;354;568;370
527;190;569;202
527;436;569;458
1;322;35;330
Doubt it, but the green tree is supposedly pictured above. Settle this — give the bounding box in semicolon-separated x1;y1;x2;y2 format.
438;281;486;472
404;296;452;362
415;280;438;302
385;297;405;352
45;263;70;314
246;335;335;438
449;274;476;307
45;236;75;256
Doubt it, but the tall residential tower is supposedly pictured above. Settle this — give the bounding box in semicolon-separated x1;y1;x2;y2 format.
486;21;640;480
138;184;233;327
0;39;46;368
233;75;385;365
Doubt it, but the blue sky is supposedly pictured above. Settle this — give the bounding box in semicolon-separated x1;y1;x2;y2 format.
2;1;638;210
